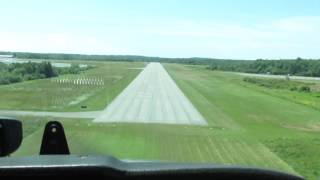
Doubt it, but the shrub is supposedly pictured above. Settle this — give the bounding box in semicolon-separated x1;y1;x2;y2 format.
290;87;298;91
243;77;313;93
299;86;311;92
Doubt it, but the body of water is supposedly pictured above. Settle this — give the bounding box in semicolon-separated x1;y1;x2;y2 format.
0;58;87;68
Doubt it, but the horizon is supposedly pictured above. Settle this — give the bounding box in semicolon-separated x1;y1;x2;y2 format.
1;0;320;59
1;50;320;61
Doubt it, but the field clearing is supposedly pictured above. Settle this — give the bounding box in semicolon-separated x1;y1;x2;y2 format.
165;64;320;179
240;77;320;113
0;61;144;111
8;62;320;179
14;121;295;174
167;65;320;132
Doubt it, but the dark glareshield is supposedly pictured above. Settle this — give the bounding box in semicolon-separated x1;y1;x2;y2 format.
0;118;23;157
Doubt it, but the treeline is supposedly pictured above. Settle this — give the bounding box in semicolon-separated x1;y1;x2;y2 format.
57;64;90;75
1;51;223;64
206;60;252;71
0;62;57;84
0;62;88;85
208;59;320;77
2;52;320;77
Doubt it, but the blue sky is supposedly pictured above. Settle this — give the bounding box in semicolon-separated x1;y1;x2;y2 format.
0;0;320;59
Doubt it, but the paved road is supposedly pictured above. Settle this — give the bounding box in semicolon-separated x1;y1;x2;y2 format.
235;72;320;81
94;62;207;125
0;110;100;119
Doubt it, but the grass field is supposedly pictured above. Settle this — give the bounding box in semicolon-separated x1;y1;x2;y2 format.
7;62;320;179
242;76;320;112
15;118;295;173
166;64;320;179
0;61;144;111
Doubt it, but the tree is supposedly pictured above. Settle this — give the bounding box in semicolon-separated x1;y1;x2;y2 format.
39;62;57;78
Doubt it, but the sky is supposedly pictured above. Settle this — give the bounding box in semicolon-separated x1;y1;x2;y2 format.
0;0;320;59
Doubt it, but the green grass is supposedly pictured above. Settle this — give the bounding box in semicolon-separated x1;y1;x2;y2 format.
14;121;295;174
13;116;92;155
265;138;320;179
241;77;320;112
0;61;143;111
165;64;320;179
9;62;320;179
243;77;314;92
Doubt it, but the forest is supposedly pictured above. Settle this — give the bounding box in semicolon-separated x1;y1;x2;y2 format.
0;61;87;85
208;58;320;77
1;51;320;77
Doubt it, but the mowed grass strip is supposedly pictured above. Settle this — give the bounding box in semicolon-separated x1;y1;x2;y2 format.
14;122;296;175
164;64;320;132
164;64;320;179
0;61;144;112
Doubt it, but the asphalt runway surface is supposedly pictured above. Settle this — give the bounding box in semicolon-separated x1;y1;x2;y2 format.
94;62;207;125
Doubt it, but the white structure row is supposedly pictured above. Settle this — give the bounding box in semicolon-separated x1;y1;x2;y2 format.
51;78;105;86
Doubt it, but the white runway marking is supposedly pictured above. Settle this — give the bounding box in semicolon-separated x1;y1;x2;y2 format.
94;62;207;125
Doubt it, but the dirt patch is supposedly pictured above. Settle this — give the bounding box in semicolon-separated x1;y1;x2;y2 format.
282;123;320;132
69;94;93;105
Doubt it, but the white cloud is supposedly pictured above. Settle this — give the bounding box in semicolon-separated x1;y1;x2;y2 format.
0;32;135;55
136;16;320;59
0;16;319;59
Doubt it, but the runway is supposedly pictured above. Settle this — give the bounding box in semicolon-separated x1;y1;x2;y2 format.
94;62;207;125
